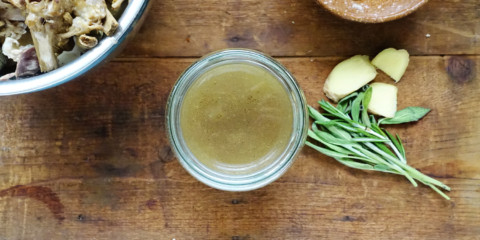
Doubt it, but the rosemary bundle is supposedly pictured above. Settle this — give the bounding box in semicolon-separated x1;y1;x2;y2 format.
306;86;451;200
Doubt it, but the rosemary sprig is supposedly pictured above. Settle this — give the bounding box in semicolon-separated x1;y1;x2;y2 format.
306;86;451;200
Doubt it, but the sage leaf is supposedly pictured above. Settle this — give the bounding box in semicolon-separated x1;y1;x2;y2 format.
379;107;431;125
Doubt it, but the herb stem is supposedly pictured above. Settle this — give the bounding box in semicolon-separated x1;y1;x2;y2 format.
364;127;407;163
360;142;418;187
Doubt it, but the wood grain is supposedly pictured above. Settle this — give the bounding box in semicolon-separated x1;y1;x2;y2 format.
0;56;479;239
121;0;480;58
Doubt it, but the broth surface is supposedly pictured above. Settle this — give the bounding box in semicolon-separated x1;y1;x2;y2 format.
180;63;293;173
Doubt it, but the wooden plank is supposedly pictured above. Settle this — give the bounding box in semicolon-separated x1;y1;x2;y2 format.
0;56;478;239
120;0;480;58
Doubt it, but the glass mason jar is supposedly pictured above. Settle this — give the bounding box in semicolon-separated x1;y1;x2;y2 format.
166;49;307;191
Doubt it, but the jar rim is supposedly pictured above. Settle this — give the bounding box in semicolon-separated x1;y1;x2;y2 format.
166;49;308;191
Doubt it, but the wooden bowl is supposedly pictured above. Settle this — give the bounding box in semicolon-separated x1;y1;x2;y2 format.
317;0;428;23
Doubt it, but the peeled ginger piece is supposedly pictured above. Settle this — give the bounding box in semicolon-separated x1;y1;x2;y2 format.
371;48;409;82
323;55;377;102
367;82;397;118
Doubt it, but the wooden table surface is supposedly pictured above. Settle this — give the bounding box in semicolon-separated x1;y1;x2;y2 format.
1;0;479;239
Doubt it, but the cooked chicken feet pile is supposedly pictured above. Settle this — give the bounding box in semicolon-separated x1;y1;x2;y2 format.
0;0;127;80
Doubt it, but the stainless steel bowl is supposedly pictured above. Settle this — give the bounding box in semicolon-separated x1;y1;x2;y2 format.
0;0;150;96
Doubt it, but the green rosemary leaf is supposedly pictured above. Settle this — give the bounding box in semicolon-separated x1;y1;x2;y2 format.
337;159;374;170
372;142;396;158
311;123;323;136
396;134;406;158
351;92;364;122
338;92;358;106
326;125;352;141
309;130;354;155
373;164;398;174
336;101;347;113
361;87;372;127
337;94;354;113
346;124;378;139
362;86;372;108
344;104;352;114
315;130;353;146
308;105;325;121
335;122;362;133
385;131;405;161
307;129;322;142
305;141;353;160
370;115;377;125
319;100;351;122
352;138;389;143
361;109;371;127
428;184;451;201
315;120;341;126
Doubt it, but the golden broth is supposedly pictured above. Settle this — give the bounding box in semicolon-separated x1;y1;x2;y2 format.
180;63;293;173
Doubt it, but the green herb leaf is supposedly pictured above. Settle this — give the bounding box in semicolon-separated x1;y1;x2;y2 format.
315;130;353;146
319;100;351;122
336;101;348;113
428;184;451;201
385;131;406;162
315;120;341;126
370;115;377;125
361;110;371;127
308;105;325;121
372;142;396;158
338;159;374;170
326;125;352;141
309;130;353;155
337;93;357;113
362;86;372;109
396;134;406;159
374;164;398;174
361;87;372;127
307;129;322;142
379;107;431;125
306;141;352;160
352;138;389;143
370;123;387;137
338;92;358;106
351;92;364;122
